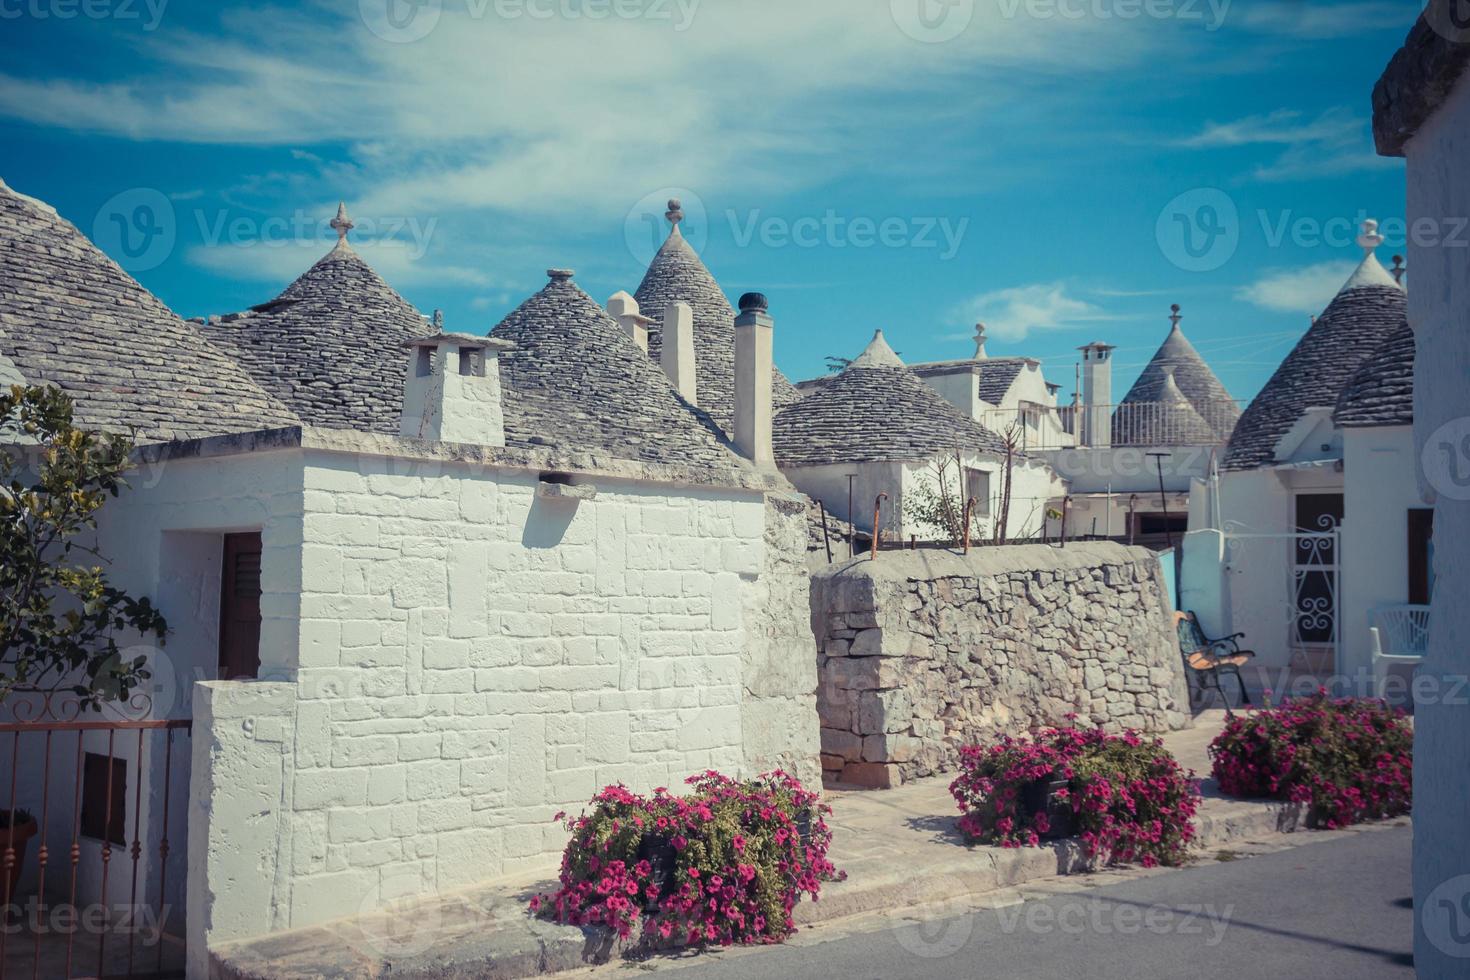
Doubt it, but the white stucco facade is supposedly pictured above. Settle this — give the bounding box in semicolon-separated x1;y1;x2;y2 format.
42;428;820;966
1338;425;1423;682
781;454;1063;544
1396;63;1470;979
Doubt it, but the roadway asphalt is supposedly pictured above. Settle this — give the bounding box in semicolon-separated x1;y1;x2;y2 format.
656;826;1414;980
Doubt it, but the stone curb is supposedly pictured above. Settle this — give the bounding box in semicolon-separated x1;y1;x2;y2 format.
210;795;1306;980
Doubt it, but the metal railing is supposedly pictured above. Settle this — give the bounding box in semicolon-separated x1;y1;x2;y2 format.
980;400;1245;451
1;693;190;980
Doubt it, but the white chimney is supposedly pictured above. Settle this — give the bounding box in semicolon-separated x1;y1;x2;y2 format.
661;300;697;403
400;332;515;446
1078;340;1115;448
733;292;774;466
607;291;653;353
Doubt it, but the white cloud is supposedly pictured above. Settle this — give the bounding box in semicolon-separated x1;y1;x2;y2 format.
1237;2;1410;39
186;239;491;292
1179;107;1399;182
1236;262;1356;314
0;1;1164;224
949;282;1119;342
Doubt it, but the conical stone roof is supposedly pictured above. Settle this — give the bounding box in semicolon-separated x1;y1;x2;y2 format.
772;330;1010;467
203;206;433;434
1116;306;1240;443
1334;321;1415;428
491;269;742;468
0;177;298;444
634;202;799;435
1224;227;1407;470
1120;368;1218;446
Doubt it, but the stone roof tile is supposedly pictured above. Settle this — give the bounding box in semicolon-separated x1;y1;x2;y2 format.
491;269;745;468
1224;247;1407;470
773;331;1011;467
201;212;433;434
0;178;299;444
634;205;799;433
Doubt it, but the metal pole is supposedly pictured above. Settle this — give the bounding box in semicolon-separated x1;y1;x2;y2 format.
1127;494;1138;546
963;497;977;554
1060;496;1071;548
872;493;888;561
818;501;834;564
1148;452;1173;549
847;475;856;559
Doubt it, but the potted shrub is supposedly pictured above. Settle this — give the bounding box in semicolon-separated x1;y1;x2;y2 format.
1209;691;1412;829
0;808;37;901
950;726;1200;868
531;770;842;947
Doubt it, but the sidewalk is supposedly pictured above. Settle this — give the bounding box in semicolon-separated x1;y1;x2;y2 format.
212;711;1320;980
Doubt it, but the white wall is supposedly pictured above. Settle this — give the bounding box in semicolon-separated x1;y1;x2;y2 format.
1401;66;1470;980
1339;426;1421;681
7;449;302;927
168;441;816;945
781;460;903;540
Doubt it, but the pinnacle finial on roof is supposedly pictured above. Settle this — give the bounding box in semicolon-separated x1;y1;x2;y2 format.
1169;304;1183;332
973;323;988;359
1357;219;1384;256
331;202;354;243
1392;255;1406;284
666;199;684;230
432;309;445;332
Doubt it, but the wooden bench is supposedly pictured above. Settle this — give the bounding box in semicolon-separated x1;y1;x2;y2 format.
1174;611;1254;710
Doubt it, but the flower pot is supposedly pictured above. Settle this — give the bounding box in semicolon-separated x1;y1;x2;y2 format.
795;810;813;849
1021;771;1075;841
1;815;38;905
636;833;679;911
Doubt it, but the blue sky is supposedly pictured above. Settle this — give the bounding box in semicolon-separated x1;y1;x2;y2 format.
0;0;1422;402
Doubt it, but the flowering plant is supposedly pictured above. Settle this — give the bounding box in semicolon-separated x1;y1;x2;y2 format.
949;726;1200;868
530;770;840;947
1208;691;1412;829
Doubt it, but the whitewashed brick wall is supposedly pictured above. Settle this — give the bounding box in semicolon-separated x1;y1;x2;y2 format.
274;453;795;926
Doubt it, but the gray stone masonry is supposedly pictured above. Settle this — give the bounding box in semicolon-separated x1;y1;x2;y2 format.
810;543;1191;789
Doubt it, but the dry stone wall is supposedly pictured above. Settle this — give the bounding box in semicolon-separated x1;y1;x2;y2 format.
811;543;1191;788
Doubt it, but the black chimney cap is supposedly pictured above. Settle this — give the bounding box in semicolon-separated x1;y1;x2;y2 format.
738;292;769;314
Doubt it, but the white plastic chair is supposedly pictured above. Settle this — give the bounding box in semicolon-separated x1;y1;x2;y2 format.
1370;605;1431;699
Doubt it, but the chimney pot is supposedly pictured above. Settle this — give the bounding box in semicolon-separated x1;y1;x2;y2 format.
738;292;769;314
733;293;775;466
400;331;516;446
662;300;698;403
607;291;652;353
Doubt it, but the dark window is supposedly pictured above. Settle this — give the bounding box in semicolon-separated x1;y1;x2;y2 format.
1409;509;1435;605
1137;513;1188;536
81;753;127;846
219;532;263;681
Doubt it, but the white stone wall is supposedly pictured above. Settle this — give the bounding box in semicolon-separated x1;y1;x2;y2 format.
1401;67;1470;980
278;450;809;927
1339;425;1422;680
66;432;817;953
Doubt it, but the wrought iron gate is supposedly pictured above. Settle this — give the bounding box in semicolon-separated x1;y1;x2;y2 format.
2;695;190;980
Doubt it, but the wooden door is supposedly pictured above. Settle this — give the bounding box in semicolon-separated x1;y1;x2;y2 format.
218;532;263;680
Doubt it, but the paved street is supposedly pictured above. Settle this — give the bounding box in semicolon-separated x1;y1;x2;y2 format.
640;827;1414;980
